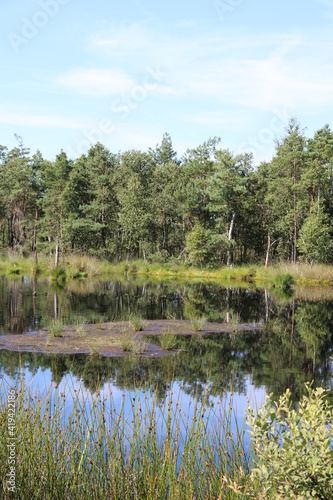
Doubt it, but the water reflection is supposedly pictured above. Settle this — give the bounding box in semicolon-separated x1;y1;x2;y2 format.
0;276;332;401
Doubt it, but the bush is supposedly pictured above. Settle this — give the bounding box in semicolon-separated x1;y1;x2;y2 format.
276;272;294;291
50;267;66;285
240;384;333;499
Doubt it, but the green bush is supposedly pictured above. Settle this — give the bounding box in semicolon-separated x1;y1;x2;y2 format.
276;272;294;291
240;384;333;499
50;267;66;285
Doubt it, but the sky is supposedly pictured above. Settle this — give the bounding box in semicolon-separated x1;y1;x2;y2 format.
1;0;333;165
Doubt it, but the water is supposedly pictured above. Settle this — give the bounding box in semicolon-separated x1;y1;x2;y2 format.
0;275;332;428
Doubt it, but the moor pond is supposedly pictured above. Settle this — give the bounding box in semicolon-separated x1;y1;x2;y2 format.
0;275;333;439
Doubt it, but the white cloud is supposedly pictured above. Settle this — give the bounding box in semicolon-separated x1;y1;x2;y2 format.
86;27;333;113
177;110;247;127
0;112;88;129
55;68;136;96
54;67;173;97
89;23;150;53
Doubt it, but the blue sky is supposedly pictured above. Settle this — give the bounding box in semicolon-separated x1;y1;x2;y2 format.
1;0;333;164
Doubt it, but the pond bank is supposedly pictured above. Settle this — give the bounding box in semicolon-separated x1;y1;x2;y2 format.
1;254;333;286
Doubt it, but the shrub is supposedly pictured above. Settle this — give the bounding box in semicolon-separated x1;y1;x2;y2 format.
241;384;333;499
276;273;294;291
50;267;66;285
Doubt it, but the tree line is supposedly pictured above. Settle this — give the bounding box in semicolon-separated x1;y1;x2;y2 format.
1;118;332;266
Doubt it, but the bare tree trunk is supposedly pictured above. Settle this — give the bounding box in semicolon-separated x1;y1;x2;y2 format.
55;239;59;268
227;211;236;267
265;231;271;268
54;292;58;319
293;158;297;264
33;202;38;264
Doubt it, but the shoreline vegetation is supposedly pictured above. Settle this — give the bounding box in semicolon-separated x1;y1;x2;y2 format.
1;254;333;287
0;377;332;499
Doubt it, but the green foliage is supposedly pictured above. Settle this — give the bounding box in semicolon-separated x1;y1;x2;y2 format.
0;377;247;499
243;384;333;499
185;222;211;268
298;203;333;263
50;267;66;284
120;330;133;352
276;272;295;291
0;124;333;265
131;337;147;355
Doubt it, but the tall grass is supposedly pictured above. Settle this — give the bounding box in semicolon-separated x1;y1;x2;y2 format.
0;253;332;287
0;378;248;499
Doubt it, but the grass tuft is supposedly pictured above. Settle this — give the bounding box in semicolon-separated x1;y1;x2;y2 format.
48;319;64;338
190;315;207;332
159;328;178;350
129;314;146;332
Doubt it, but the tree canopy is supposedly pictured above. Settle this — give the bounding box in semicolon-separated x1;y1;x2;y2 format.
0;120;332;265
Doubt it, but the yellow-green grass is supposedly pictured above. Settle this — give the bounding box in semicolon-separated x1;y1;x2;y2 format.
0;253;332;287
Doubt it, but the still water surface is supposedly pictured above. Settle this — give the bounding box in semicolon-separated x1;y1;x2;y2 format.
0;276;332;436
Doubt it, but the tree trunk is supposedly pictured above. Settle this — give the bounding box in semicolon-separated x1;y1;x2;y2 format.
265;231;271;268
227;211;236;267
293;158;297;264
55;240;59;268
33;201;38;263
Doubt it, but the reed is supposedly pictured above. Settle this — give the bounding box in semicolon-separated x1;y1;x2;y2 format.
159;329;178;350
190;315;207;332
48;319;64;338
0;253;332;287
0;378;249;499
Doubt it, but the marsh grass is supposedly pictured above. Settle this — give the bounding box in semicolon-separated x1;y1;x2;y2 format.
0;378;249;499
190;315;207;332
120;330;133;352
131;337;147;355
129;314;146;332
159;328;178;350
75;316;87;338
48;319;64;338
0;254;332;287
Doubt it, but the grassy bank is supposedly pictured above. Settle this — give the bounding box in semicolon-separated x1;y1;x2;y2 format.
0;253;333;287
1;378;332;499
